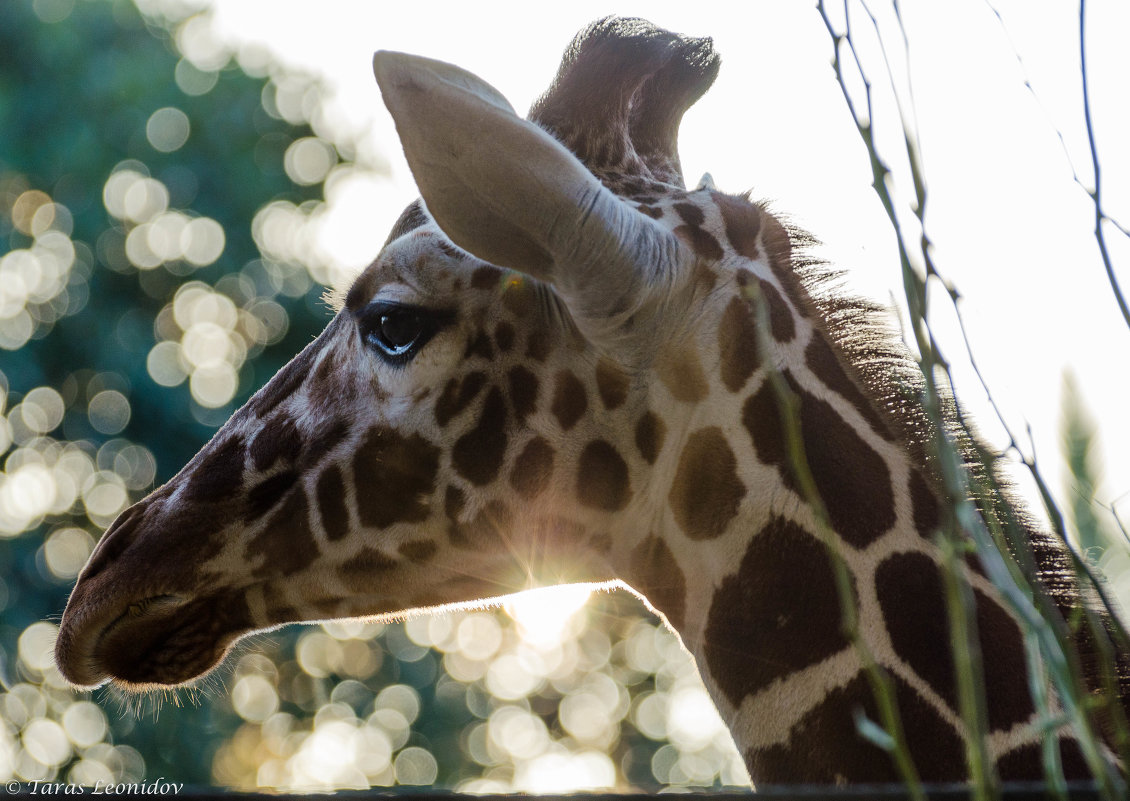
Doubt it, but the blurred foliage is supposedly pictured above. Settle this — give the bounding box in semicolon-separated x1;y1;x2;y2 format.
1061;372;1117;559
1062;372;1130;616
0;0;333;785
0;0;747;791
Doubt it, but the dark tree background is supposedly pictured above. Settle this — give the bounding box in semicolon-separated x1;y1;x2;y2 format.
0;0;335;784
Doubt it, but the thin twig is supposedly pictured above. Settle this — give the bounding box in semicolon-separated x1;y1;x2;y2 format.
981;0;1130;323
981;0;1130;243
1078;0;1130;332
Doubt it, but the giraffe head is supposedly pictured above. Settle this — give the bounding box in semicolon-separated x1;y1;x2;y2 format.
55;18;741;689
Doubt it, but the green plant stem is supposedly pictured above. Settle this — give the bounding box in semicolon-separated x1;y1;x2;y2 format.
938;532;997;799
747;281;925;801
817;1;1127;796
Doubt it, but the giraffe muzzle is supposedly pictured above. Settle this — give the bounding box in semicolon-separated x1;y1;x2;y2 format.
55;590;184;687
56;586;254;689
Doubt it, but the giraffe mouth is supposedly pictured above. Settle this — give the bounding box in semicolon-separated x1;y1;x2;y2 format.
107;592;256;688
57;591;254;689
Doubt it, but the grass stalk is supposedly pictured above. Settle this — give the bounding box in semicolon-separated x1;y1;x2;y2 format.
746;281;925;800
938;531;997;800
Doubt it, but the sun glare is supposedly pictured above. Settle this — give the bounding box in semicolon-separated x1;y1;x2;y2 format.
503;584;595;647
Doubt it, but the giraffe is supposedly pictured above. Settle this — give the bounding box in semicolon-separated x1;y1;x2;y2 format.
54;17;1125;785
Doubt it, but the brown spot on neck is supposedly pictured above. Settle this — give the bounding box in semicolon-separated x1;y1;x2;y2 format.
804;332;894;441
767;294;796;347
674;225;723;261
595;358;630;410
737;273;795;343
339;548;397;592
576;440;631;512
674;202;705;226
742;370;895;548
551;370;588;430
507;366;539;423
909;469;941;537
186;435;246;503
704;516;852;704
718;295;761;393
748;673;966;783
656;343;709;403
316;465;349;541
353;428;440;527
510;436;554;500
634;411;666;464
758;211;810;318
435;371;488;427
452;386;508;486
712;191;761;260
668;427;745;540
247;486;317;577
444;485;465;521
399;540;438;562
997;740;1089;781
250;415;303;472
629;535;687;631
876;551;1033;733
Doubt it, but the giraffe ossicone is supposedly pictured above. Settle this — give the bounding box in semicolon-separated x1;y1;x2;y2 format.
55;17;1126;785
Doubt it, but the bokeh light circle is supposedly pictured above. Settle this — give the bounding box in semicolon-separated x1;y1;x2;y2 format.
146;107;191;153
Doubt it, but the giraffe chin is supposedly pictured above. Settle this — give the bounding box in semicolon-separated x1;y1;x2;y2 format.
59;592;254;690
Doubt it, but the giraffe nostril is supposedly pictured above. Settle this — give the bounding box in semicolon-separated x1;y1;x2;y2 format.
81;502;147;581
100;594;187;649
119;594;185;623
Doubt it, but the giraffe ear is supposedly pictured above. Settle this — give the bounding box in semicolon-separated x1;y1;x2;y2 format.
373;50;663;315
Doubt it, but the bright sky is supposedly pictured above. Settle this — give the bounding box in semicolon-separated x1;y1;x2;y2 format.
197;1;1130;543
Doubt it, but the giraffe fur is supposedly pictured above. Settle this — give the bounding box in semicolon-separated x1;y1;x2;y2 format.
55;16;1128;785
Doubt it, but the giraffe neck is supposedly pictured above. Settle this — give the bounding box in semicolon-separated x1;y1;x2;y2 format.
603;199;1063;782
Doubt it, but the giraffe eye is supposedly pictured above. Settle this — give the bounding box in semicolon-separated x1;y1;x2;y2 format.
378;310;424;349
355;302;446;365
